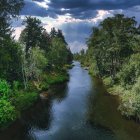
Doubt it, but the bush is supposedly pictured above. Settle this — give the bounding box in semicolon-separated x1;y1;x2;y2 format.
132;77;140;94
12;92;38;111
0;79;11;99
0;99;17;129
118;54;140;87
89;61;99;76
43;73;68;85
103;76;112;87
118;91;140;119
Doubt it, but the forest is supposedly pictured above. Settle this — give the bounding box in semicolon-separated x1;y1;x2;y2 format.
75;14;140;120
0;0;72;129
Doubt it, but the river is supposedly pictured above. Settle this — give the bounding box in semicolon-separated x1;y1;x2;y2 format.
0;61;140;140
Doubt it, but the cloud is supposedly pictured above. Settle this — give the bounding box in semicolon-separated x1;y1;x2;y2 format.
14;0;140;52
20;0;140;19
20;0;49;17
47;0;140;19
13;26;24;40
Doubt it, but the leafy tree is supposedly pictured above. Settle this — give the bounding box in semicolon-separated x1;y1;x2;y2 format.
86;14;138;81
0;0;24;81
47;37;70;70
118;53;140;87
57;29;67;45
50;27;58;39
19;17;44;54
0;41;22;81
0;0;24;42
21;46;48;89
40;30;51;52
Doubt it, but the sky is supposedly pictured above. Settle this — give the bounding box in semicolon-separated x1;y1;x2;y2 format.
13;0;140;53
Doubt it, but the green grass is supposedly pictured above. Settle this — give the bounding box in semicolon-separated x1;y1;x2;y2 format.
11;92;39;111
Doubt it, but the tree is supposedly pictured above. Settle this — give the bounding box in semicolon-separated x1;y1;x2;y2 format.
19;17;44;54
47;37;70;70
40;30;51;52
86;14;138;81
0;0;24;40
50;27;58;39
21;46;48;89
0;0;24;81
57;29;67;45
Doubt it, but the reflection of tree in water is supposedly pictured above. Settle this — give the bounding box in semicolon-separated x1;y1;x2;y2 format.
0;83;68;140
21;99;52;130
86;77;107;125
50;83;68;102
17;98;53;140
0;99;53;140
22;83;68;140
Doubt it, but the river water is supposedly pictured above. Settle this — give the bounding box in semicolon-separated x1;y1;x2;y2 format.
1;61;140;140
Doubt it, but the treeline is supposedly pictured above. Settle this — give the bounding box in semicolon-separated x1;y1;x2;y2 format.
0;0;72;129
75;14;140;120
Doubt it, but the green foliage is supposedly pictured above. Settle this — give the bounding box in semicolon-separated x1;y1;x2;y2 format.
77;14;140;120
45;73;69;85
0;99;17;129
38;73;68;91
19;17;44;53
0;79;11;99
12;92;38;111
119;91;140;119
47;37;71;70
103;77;113;88
0;79;39;129
12;81;20;92
118;54;140;87
89;60;99;76
0;0;24;81
0;41;22;81
132;77;140;94
78;14;139;80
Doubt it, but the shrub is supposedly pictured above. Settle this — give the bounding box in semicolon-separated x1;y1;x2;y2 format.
118;54;140;87
132;77;140;94
103;76;112;87
89;61;99;76
12;92;38;111
118;91;140;119
0;99;17;129
0;79;11;99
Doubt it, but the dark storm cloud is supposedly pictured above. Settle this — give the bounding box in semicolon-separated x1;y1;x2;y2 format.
20;0;48;16
47;0;140;19
21;0;140;19
49;0;140;9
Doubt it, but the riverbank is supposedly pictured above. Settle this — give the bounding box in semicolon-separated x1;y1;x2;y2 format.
103;76;140;121
0;68;71;131
79;57;140;123
88;77;140;140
